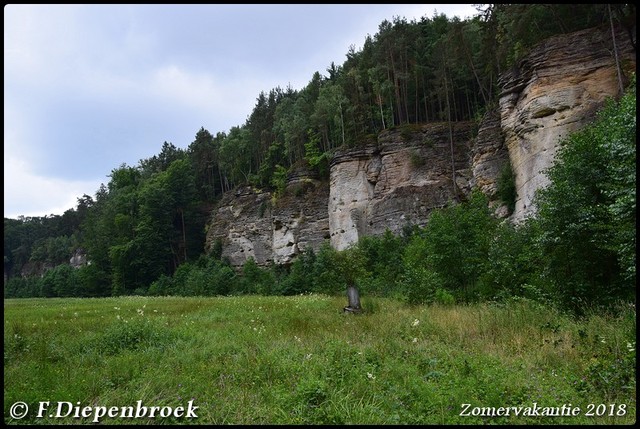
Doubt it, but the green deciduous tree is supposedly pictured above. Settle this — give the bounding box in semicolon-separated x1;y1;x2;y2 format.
403;191;498;303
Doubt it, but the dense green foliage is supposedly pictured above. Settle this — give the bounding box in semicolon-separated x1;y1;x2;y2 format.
4;296;636;424
496;161;516;214
4;5;636;316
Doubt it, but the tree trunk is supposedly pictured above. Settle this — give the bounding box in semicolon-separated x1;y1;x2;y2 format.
443;61;458;202
378;94;386;130
339;100;345;146
609;4;625;95
458;25;489;106
180;207;187;263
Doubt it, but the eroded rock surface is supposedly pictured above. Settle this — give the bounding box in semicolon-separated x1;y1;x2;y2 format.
205;24;636;264
329;123;474;250
498;25;636;222
205;169;330;266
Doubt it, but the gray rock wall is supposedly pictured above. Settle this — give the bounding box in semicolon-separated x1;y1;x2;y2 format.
205;175;330;266
329;123;474;250
498;25;636;223
205;24;636;265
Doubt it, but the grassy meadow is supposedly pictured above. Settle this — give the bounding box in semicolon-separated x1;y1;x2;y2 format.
4;295;636;424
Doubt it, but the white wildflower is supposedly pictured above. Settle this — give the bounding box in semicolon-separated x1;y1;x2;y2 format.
412;337;418;343
411;319;420;327
367;372;376;380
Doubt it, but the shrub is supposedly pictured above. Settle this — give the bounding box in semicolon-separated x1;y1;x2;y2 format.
413;191;498;302
276;249;316;295
239;257;276;295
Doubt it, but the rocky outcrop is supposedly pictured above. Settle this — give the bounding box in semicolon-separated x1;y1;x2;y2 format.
206;123;474;264
19;261;54;278
205;167;330;266
329;123;474;250
206;186;274;266
271;178;331;265
205;24;636;265
469;110;510;218
498;24;636;222
70;248;88;269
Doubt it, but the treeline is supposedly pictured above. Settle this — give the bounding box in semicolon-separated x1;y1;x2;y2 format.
4;5;636;312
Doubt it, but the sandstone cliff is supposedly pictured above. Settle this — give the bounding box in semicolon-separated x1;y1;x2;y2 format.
205;170;330;266
469;109;510;218
205;24;636;266
206;123;474;265
329;123;474;250
498;24;636;222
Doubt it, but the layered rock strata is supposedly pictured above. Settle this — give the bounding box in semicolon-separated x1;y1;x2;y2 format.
206;122;474;265
205;24;636;265
329;122;474;250
205;171;330;266
498;24;636;222
468;109;510;218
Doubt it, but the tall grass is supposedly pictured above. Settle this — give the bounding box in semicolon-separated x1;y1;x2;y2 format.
4;296;636;424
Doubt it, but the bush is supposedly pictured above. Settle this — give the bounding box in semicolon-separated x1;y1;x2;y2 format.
40;264;79;297
147;274;173;296
4;276;41;298
276;249;316;295
355;231;405;296
409;191;498;302
434;288;455;305
477;221;541;301
311;242;368;295
239;257;276;295
401;265;443;305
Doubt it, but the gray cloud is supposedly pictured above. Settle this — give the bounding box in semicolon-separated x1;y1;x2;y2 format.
4;4;478;218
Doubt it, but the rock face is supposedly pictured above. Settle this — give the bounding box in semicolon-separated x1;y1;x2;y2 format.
205;168;330;266
498;24;636;222
70;248;88;269
329;123;474;250
205;123;474;264
469;109;510;218
205;24;636;265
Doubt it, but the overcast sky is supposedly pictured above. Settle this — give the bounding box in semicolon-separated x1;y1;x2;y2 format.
4;4;478;219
